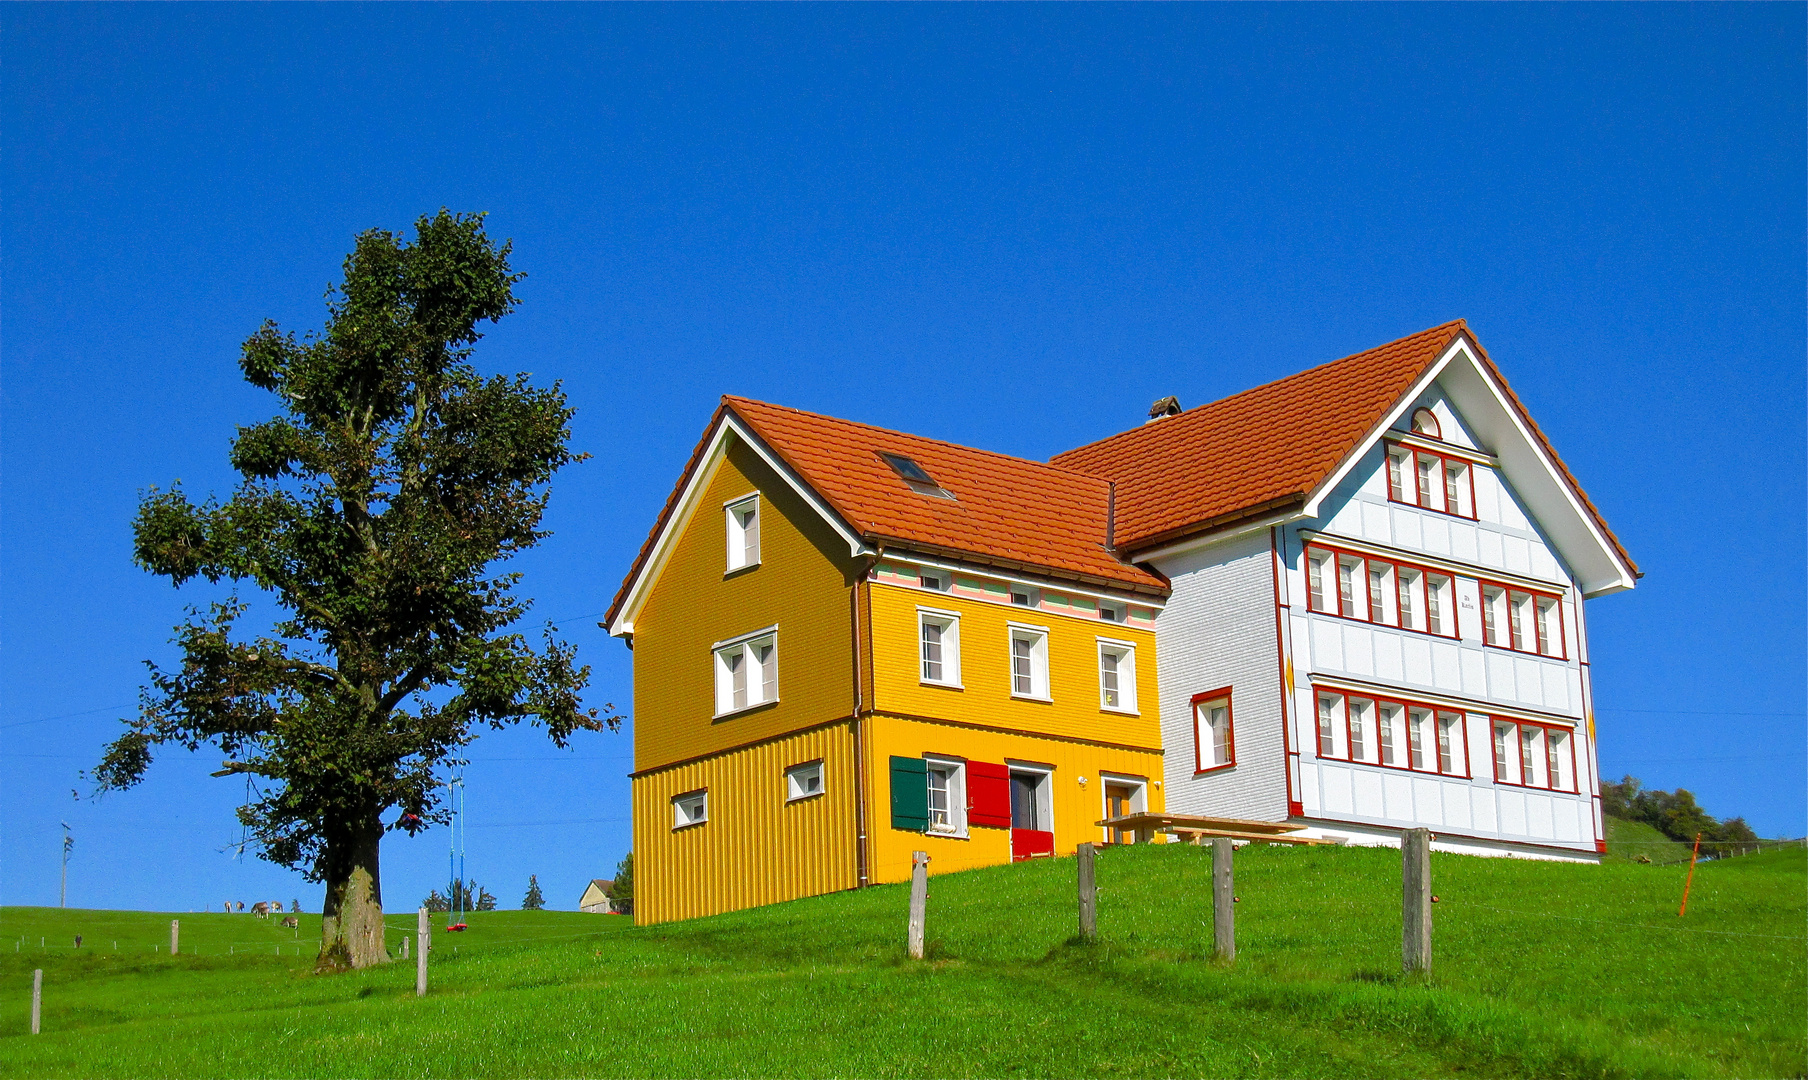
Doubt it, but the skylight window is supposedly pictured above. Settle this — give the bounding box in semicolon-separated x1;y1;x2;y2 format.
878;453;956;500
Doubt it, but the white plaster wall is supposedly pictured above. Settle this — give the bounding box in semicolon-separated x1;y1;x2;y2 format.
1149;528;1288;822
1278;381;1599;855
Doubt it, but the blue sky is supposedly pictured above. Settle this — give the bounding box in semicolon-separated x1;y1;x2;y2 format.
3;5;1802;913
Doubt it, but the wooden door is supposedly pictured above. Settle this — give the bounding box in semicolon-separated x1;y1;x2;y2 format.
1105;784;1134;844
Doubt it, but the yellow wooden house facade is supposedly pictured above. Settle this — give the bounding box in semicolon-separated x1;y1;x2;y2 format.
608;397;1169;925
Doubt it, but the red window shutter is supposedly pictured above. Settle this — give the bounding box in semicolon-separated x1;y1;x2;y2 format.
967;761;1011;828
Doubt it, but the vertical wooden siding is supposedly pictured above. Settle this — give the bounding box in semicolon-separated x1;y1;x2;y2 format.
633;723;858;925
631;435;862;773
866;714;1167;885
868;581;1161;750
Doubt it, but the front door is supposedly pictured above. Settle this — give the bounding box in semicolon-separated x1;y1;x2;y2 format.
1105;783;1134;844
1009;771;1054;860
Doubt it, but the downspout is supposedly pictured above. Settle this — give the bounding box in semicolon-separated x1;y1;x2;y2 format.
851;545;881;888
1272;526;1303;819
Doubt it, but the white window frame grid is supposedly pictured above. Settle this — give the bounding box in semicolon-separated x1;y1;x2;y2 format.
1008;623;1051;701
918;569;951;592
1491;718;1578;792
785;760;825;802
1306;542;1458;639
923;754;968;837
672;789;708;830
1006;761;1055;833
1314;689;1470;778
1009;586;1041;608
1480;578;1568;659
1386;440;1476;519
917;607;963;688
1193;693;1233;771
1096;637;1138;714
724;493;761;573
1097;600;1127;623
713;627;779;717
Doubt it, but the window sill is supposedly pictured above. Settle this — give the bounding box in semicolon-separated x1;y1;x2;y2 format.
1011;692;1053;704
1385;495;1478;522
671;819;707;832
723;562;761;580
1315;756;1470;781
1100;705;1140;717
1194;762;1236;775
1305;607;1460;642
713;698;779;721
785;791;825;805
1491;779;1580;795
925;827;969;840
920;679;965;691
1482;643;1568;661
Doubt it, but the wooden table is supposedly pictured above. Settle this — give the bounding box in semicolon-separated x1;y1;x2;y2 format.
1093;812;1337;847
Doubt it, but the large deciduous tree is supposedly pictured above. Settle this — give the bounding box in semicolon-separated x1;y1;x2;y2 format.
94;211;616;971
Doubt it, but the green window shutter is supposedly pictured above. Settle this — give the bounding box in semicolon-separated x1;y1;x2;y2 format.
889;756;928;831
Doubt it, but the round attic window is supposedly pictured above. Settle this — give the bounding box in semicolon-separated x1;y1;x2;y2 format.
1411;408;1441;439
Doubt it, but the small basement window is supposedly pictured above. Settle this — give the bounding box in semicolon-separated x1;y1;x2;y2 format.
879;452;956;500
672;790;708;829
785;761;825;802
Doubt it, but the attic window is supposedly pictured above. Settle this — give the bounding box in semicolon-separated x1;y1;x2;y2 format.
879;453;956;500
1411;408;1442;440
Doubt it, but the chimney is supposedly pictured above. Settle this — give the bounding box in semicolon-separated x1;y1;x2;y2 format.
1145;396;1181;424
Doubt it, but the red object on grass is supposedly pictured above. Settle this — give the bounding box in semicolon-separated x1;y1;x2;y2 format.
1678;832;1703;917
446;923;468;932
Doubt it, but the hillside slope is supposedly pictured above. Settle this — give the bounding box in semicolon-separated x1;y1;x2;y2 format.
3;843;1803;1078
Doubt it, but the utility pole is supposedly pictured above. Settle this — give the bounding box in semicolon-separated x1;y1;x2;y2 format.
59;822;73;909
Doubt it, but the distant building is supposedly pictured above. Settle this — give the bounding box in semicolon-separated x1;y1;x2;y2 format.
578;878;617;913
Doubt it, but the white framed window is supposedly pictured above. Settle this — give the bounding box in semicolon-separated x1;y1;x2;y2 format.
919;569;950;592
785;760;824;802
1097;638;1137;713
713;628;778;716
1008;624;1050;700
1316;687;1467;777
725;494;760;572
924;756;967;836
1306;542;1456;640
1097;600;1127;623
1010;586;1040;608
1481;578;1567;658
918;608;962;687
672;789;708;829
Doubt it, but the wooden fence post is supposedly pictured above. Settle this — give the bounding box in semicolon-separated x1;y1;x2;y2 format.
1212;837;1235;961
1402;828;1431;974
415;907;429;997
31;969;42;1035
1077;843;1098;942
401;934;409;961
169;920;179;957
906;851;929;960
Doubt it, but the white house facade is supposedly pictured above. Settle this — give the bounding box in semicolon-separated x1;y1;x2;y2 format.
1053;321;1638;861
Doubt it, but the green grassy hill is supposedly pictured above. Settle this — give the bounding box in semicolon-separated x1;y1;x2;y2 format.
3;842;1803;1078
1603;814;1699;865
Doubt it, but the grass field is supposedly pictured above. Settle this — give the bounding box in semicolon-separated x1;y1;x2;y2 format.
1603;815;1699;866
2;842;1803;1078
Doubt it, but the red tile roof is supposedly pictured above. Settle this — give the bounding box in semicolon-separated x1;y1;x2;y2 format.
1053;320;1636;577
726;397;1167;593
607;398;1169;629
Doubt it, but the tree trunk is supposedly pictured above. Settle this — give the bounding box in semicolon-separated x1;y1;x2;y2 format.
317;816;389;972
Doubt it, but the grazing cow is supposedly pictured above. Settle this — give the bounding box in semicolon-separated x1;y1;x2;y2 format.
272;900;284;913
251;902;270;918
280;916;299;929
236;902;245;912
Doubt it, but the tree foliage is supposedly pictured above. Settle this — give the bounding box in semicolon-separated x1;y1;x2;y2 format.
425;879;496;914
522;874;545;911
1601;776;1760;856
92;209;616;969
611;852;634;902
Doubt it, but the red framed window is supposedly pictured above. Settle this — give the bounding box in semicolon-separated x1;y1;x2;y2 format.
1386;441;1477;520
1305;542;1457;639
1192;688;1235;772
1313;688;1470;777
1478;579;1567;658
1489;718;1578;792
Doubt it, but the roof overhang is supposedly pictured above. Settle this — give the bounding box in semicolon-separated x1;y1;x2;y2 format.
1302;335;1638;598
607;410;873;638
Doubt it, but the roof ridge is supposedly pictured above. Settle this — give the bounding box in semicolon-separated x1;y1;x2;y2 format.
724;395;1113;488
1053;319;1469;466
